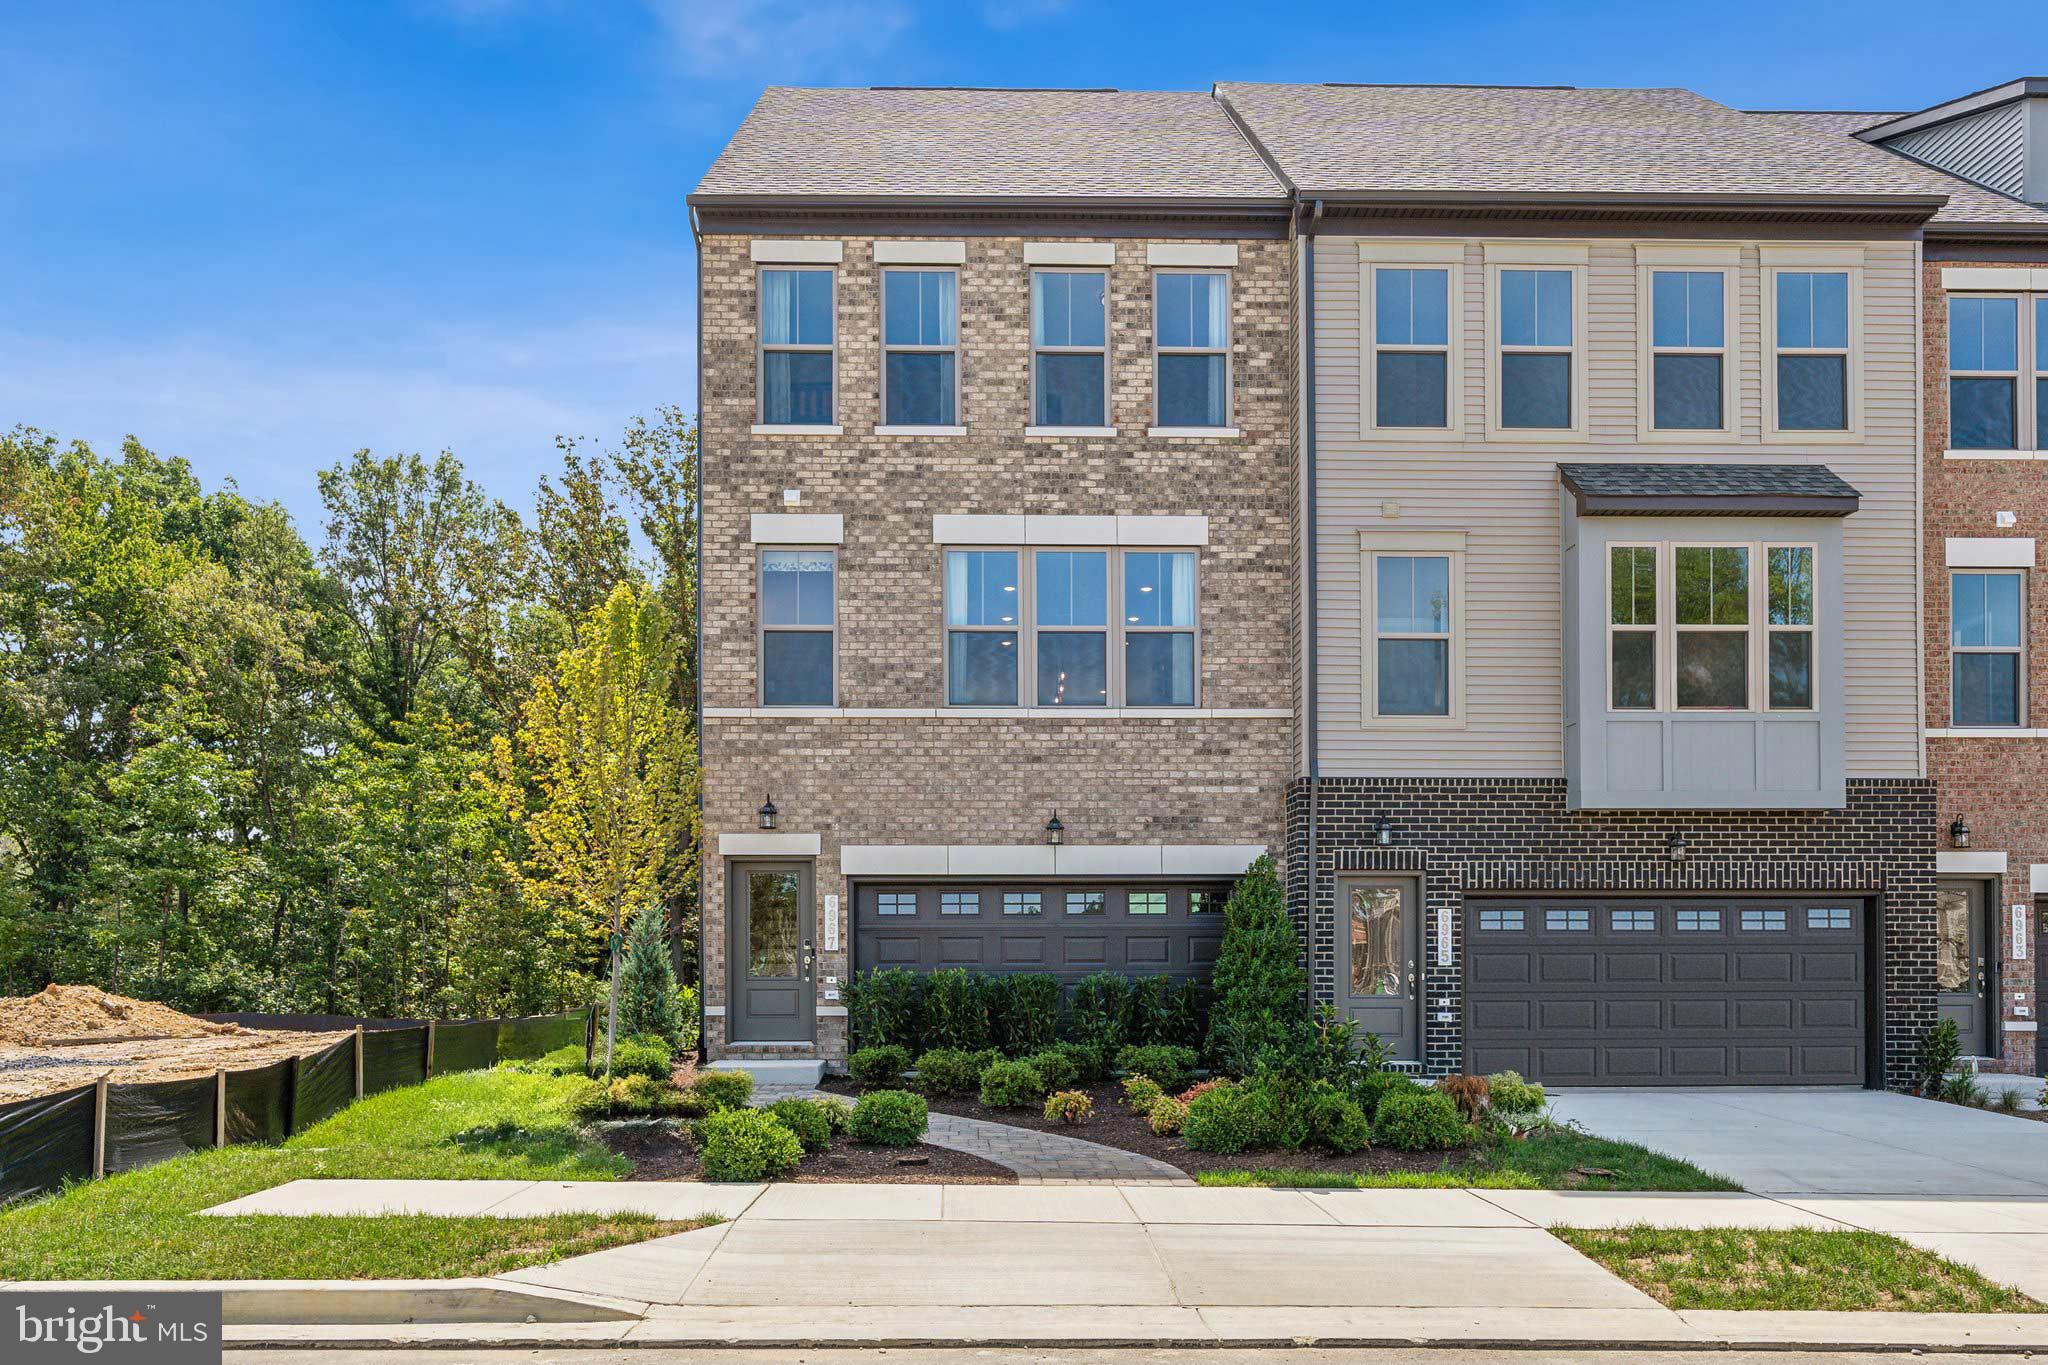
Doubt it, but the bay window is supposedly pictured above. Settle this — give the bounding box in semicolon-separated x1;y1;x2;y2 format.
1599;540;1819;715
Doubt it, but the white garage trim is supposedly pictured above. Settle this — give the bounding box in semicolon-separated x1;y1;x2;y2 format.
838;843;1263;878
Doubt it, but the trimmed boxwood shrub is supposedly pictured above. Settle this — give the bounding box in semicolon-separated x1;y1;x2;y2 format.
1292;1081;1371;1154
850;1089;928;1146
1115;1044;1198;1092
913;1048;989;1097
978;1059;1047;1109
1373;1088;1472;1151
1355;1069;1423;1118
595;1035;674;1080
1021;1047;1082;1091
1183;1082;1280;1154
849;1044;912;1090
1043;1089;1094;1124
698;1108;804;1181
689;1068;755;1112
766;1097;835;1154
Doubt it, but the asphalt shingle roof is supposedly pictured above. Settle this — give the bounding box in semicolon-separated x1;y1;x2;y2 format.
1745;110;2048;229
691;86;1286;204
1213;83;1954;206
1558;463;1862;516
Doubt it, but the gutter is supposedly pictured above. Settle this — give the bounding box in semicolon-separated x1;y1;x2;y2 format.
686;192;1294;215
1292;189;1949;214
1302;197;1323;955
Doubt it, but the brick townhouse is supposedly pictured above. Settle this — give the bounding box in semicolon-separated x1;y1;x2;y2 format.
1765;79;2048;1075
690;78;2041;1091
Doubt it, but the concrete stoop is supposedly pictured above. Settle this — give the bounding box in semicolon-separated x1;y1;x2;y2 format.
707;1057;827;1085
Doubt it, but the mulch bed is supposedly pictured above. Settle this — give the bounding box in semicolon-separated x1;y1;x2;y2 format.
821;1080;1487;1180
596;1120;1015;1184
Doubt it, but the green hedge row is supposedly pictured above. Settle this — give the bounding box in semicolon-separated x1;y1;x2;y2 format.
845;967;1209;1058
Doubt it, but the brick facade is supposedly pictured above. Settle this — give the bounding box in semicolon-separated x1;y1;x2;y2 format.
697;223;1296;1064
1923;250;2048;1074
1287;778;1938;1090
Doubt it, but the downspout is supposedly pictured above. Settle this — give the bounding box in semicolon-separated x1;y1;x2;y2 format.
1302;199;1324;983
689;203;708;1066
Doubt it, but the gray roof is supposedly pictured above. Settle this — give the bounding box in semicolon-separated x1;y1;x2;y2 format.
1746;110;2048;230
1214;83;1951;207
1558;463;1861;517
691;86;1286;206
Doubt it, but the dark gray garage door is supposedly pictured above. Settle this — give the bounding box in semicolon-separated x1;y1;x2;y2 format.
854;882;1228;981
1465;897;1867;1086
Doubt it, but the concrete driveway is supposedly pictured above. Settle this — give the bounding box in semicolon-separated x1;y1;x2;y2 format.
1548;1087;2048;1195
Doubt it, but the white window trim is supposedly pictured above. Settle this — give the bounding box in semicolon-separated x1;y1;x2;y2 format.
757;264;838;429
1359;242;1466;442
940;545;1201;710
1949;568;2028;728
1762;262;1864;442
1359;530;1467;728
1028;267;1111;432
1152;267;1233;430
1636;247;1741;443
758;545;837;709
879;265;962;430
1613;540;1819;716
1945;291;2037;456
1605;541;1661;712
1670;540;1754;712
1484;261;1588;441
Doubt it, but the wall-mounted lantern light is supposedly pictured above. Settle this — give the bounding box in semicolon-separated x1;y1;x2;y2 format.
1951;817;1972;850
1044;810;1065;846
1374;815;1394;847
758;796;778;831
1667;832;1689;864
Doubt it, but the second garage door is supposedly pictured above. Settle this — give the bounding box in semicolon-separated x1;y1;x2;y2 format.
1465;897;1868;1086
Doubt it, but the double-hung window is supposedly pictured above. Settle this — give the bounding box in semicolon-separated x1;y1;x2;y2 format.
1770;269;1853;432
1034;550;1110;706
1608;545;1658;710
1674;545;1751;709
1496;267;1576;430
1122;550;1197;706
945;549;1021;706
1154;271;1230;428
1766;546;1816;710
759;549;835;705
1649;269;1730;432
1371;266;1454;429
1951;570;2024;726
1949;296;2023;450
1606;540;1818;715
1363;536;1464;723
759;268;835;426
882;269;958;427
1031;270;1108;428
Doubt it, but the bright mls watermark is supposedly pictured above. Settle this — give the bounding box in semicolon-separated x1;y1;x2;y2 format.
5;1293;220;1364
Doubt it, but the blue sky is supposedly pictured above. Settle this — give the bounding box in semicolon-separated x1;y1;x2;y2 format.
6;0;2047;532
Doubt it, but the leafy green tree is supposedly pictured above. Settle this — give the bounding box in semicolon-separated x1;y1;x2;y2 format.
1204;855;1313;1075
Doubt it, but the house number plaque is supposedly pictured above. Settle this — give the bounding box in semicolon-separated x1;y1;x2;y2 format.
823;894;840;952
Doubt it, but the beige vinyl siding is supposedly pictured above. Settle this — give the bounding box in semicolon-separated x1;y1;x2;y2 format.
1314;233;1922;779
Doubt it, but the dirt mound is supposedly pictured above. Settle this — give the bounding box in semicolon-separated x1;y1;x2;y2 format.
0;984;242;1047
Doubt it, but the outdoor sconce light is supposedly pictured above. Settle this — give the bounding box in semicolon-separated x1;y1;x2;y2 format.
1667;832;1689;864
1951;817;1972;850
1044;810;1065;846
1374;815;1393;847
758;796;778;831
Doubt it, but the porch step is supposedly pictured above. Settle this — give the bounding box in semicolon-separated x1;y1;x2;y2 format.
709;1058;827;1086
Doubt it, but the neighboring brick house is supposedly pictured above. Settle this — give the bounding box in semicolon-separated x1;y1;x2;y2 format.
687;89;1295;1075
1770;80;2048;1075
1218;82;1949;1090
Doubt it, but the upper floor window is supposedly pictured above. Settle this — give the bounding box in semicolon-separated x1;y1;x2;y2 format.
1609;545;1658;710
1372;266;1452;429
1604;540;1817;715
945;548;1021;706
1650;270;1729;431
759;549;835;706
2039;296;2048;450
1369;552;1455;719
1154;271;1230;428
882;269;958;427
759;268;835;426
1496;268;1575;430
1771;271;1851;432
1123;550;1197;706
1950;296;2024;450
1035;549;1110;706
1951;570;2024;727
1031;270;1108;428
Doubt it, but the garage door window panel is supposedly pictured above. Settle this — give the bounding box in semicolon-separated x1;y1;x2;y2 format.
1066;890;1105;917
1003;891;1042;916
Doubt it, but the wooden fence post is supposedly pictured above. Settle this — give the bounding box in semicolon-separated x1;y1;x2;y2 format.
92;1074;109;1179
425;1020;437;1078
214;1068;226;1147
353;1026;365;1100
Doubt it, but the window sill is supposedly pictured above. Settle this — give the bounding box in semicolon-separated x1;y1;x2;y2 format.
1024;425;1119;437
1146;426;1241;438
875;425;968;436
704;705;1292;720
1360;426;1464;442
1482;424;1588;443
1927;727;2048;738
1635;427;1740;443
752;424;843;436
1762;428;1861;444
1945;449;2044;461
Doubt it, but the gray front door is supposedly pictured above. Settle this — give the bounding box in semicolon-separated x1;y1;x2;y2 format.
1338;878;1420;1061
1937;879;1991;1056
729;863;815;1043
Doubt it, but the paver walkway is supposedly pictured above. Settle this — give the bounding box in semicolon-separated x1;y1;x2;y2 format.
757;1084;1191;1184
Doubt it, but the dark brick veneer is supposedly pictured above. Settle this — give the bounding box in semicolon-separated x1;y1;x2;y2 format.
1286;778;1937;1090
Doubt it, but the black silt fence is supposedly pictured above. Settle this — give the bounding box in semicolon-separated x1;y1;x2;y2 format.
0;1008;591;1207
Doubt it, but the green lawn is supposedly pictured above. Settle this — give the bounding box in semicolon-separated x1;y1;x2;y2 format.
1558;1226;2043;1313
1194;1126;1736;1192
0;1067;703;1281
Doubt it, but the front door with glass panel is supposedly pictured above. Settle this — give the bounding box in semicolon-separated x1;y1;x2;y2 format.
1936;879;1992;1056
729;863;815;1043
1339;878;1420;1060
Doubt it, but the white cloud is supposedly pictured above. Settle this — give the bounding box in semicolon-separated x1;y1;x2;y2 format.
648;0;914;82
